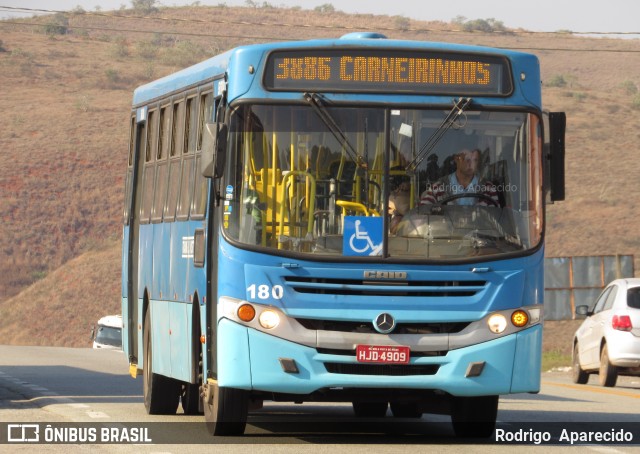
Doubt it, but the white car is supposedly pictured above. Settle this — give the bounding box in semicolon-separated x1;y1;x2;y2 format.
91;315;123;350
572;278;640;386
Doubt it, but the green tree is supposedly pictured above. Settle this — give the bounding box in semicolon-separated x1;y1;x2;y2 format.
393;16;410;31
314;3;336;13
131;0;158;14
452;15;467;25
462;18;506;33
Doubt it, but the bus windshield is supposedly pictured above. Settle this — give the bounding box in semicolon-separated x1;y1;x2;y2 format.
223;103;543;260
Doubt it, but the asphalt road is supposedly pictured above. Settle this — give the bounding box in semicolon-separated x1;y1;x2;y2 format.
0;345;639;453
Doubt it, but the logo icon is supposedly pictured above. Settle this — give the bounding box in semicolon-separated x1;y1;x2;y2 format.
7;424;40;442
373;313;396;334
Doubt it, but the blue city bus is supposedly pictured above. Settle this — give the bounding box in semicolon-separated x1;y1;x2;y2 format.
122;32;565;438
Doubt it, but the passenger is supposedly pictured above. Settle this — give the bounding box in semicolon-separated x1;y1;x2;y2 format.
419;148;499;206
388;171;411;233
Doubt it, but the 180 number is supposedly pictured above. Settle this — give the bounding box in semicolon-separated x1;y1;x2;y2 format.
247;284;284;300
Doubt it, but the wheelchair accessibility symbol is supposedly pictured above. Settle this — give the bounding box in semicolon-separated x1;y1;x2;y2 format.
343;216;383;256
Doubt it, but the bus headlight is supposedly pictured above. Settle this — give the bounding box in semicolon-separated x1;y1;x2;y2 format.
487;313;507;334
259;310;280;329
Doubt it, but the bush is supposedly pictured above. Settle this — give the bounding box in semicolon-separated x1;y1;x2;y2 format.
620;80;638;95
112;37;130;58
75;95;91;112
141;62;155;80
44;13;69;36
547;74;567;88
393;16;410;31
131;0;158;14
455;17;507;33
570;92;587;102
136;41;159;60
161;40;208;67
105;69;121;87
314;3;336;13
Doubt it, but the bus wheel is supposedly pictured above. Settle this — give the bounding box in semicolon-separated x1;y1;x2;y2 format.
390;401;422;418
352;401;388;417
143;310;180;415
203;382;249;436
181;383;203;415
450;395;498;438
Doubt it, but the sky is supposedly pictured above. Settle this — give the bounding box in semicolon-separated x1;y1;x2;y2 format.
1;0;639;35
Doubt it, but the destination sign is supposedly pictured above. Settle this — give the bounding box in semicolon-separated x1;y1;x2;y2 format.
263;49;511;95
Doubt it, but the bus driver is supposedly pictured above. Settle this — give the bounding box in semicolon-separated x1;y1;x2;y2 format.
419;148;499;206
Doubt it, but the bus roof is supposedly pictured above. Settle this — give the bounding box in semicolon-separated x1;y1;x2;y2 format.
132;34;537;106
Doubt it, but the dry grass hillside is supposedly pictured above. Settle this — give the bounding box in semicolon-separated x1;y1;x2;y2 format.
0;5;639;347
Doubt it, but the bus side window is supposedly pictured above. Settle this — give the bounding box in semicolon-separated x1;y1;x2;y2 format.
140;108;158;224
192;91;214;218
152;104;171;223
135;119;148;221
177;96;198;220
164;100;185;221
123;115;136;225
177;156;195;220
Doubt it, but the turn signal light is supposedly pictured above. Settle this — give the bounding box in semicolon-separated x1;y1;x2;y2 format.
237;304;256;322
511;310;529;328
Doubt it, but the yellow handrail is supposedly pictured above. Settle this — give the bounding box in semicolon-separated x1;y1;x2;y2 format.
279;171;316;238
336;200;370;217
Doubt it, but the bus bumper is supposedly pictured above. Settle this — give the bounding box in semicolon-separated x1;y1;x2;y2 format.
217;318;541;396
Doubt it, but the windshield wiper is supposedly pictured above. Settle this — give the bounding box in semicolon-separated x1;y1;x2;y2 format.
303;92;364;168
406;97;473;172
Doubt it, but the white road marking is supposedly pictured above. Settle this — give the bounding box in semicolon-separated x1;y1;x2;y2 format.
587;447;625;454
0;371;116;422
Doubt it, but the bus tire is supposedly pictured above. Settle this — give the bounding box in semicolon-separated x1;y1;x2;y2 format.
451;395;498;438
352;401;388;418
203;382;249;436
182;330;203;415
143;310;180;415
181;383;203;415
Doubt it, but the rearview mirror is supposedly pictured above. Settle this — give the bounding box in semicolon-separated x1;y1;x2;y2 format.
575;305;591;317
201;122;227;179
547;112;566;202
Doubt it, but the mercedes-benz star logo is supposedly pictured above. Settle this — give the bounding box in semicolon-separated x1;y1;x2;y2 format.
374;313;396;334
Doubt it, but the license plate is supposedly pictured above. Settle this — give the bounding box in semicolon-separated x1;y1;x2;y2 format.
356;345;410;364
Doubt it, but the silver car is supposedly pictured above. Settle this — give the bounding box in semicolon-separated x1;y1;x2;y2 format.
572;278;640;387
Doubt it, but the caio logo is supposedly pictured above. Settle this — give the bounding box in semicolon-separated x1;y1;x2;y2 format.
363;271;407;280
